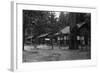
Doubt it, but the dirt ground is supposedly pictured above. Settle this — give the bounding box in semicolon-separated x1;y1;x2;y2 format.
23;45;91;62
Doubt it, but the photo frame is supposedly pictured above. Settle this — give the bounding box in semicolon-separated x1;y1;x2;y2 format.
11;1;97;71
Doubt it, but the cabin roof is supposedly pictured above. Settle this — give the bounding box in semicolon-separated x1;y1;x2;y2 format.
60;26;70;34
37;33;49;38
37;26;70;38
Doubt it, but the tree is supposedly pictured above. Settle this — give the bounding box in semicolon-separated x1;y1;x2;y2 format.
23;10;51;37
58;12;70;30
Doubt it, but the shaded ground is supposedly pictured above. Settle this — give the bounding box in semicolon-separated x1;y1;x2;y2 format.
23;45;91;62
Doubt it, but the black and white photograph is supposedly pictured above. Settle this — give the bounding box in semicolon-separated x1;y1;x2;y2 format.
23;10;91;62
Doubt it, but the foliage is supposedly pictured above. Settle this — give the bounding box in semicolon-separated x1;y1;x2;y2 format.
23;10;70;38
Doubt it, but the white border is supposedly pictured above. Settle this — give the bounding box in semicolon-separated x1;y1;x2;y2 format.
11;1;97;72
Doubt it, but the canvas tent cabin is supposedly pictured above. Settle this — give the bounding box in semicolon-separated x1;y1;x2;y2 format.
24;35;34;45
53;26;70;46
36;33;51;45
77;22;91;49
